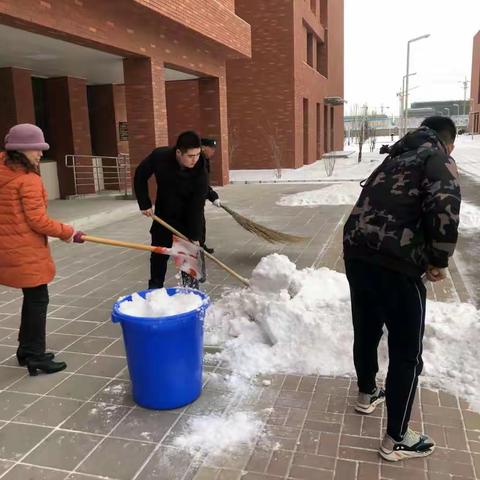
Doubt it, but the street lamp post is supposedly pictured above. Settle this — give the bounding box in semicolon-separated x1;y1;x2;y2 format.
404;34;430;135
444;108;450;116
453;104;460;116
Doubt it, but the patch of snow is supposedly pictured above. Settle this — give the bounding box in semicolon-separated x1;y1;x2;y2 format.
173;412;264;456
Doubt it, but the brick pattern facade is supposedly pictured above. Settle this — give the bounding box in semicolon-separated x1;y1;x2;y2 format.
0;67;35;142
166;80;201;146
45;76;93;197
226;0;344;170
470;31;480;134
0;0;251;192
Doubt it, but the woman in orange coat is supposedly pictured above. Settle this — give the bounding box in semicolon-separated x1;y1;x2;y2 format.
0;124;84;375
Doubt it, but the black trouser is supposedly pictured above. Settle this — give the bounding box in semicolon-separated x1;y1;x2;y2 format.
149;226;199;290
345;258;426;440
18;284;49;355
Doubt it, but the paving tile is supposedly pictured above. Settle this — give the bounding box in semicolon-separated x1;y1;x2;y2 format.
15;396;83;427
333;459;356;480
23;430;101;470
0;422;52;461
64;337;115;354
1;464;67;480
77;437;156;479
55;321;100;336
288;464;334;480
91;379;134;406
7;371;70;395
100;339;126;357
58;352;94;372
0;345;16;363
0;366;27;389
111;408;179;442
358;462;381;480
45;333;82;351
62;401;130;434
48;374;109;400
135;445;196;480
76;355;126;377
381;464;427;480
0;391;39;421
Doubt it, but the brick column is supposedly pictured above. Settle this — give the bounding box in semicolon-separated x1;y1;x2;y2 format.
199;76;229;186
123;57;168;169
0;67;35;141
46;77;93;198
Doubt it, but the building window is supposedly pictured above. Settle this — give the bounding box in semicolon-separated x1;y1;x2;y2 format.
316;102;321;158
306;31;314;67
317;39;328;77
324;104;329;152
320;0;328;27
310;0;316;14
303;98;309;164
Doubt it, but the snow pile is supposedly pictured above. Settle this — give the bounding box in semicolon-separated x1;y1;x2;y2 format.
118;289;203;317
205;254;480;411
277;182;361;207
173;411;264;455
277;183;480;231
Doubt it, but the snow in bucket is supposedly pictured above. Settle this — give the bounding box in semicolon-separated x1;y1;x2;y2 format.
118;288;203;317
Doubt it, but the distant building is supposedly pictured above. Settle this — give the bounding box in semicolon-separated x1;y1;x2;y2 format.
409;100;470;117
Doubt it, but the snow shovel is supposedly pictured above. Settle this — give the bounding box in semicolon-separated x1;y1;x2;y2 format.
151;215;250;287
80;234;206;282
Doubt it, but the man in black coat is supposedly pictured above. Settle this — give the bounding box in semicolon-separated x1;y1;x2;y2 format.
200;138;222;254
343;117;461;461
133;131;208;289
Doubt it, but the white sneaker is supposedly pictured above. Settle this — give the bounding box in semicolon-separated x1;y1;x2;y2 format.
355;387;385;414
379;428;435;461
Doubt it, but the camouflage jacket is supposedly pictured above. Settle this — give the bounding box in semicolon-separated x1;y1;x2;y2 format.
343;127;461;277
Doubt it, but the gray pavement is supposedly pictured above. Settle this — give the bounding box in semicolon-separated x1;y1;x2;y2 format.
0;182;478;480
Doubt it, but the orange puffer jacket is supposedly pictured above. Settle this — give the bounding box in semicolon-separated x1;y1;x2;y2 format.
0;153;74;288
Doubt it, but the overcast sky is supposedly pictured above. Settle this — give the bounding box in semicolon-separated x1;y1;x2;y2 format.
344;0;480;115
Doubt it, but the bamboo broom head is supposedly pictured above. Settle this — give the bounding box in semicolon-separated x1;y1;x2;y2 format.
220;204;309;244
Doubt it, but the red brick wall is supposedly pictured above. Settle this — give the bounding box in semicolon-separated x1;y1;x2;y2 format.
470;32;480;133
46;77;93;198
293;0;344;167
166;80;201;146
227;0;343;170
226;0;296;169
0;67;35;142
0;0;252;185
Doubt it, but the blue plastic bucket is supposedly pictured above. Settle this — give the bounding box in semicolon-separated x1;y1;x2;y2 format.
112;287;209;410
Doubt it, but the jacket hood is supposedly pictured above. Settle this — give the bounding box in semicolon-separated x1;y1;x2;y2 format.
0;152;28;188
385;127;447;158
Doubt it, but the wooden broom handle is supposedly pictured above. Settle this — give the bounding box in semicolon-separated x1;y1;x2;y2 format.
82;235;164;254
152;214;250;287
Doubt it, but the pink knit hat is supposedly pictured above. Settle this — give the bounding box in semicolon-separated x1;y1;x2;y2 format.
4;124;49;151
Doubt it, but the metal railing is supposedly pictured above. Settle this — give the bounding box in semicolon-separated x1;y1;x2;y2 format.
65;154;132;197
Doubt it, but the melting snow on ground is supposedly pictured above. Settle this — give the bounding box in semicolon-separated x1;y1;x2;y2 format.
277;182;480;230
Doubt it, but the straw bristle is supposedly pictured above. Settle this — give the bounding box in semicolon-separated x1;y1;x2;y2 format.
221;205;309;244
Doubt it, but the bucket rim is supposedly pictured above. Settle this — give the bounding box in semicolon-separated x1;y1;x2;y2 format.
112;287;210;323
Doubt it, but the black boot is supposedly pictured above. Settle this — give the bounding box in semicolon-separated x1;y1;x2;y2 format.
17;348;54;366
25;356;67;376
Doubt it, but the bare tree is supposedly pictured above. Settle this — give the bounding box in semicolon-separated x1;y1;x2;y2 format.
228;124;240;165
261;122;283;179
